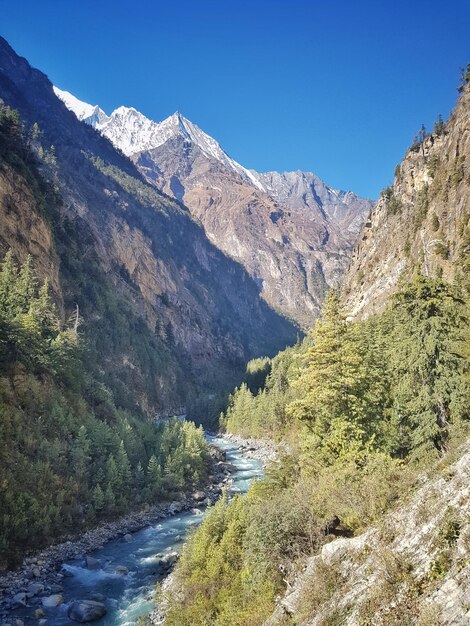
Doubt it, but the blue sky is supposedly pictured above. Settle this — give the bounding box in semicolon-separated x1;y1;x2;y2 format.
2;0;469;198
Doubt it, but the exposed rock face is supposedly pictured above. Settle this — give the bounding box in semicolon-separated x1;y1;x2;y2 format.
55;89;372;328
0;36;296;415
343;84;470;317
141;137;372;327
266;444;470;626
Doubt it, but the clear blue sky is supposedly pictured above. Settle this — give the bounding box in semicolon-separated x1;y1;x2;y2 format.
2;0;469;198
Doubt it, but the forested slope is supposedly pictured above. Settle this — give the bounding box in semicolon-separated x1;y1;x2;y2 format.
0;105;212;569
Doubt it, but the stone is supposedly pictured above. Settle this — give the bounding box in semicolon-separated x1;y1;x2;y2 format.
168;501;183;515
32;567;41;578
85;556;101;570
34;608;45;619
123;533;133;542
11;592;27;607
68;600;107;623
42;593;64;607
115;566;128;576
88;593;106;603
27;582;44;597
158;552;179;569
192;490;206;501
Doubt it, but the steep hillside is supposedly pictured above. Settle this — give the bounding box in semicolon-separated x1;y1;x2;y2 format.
267;445;470;626
0;36;296;418
343;83;470;317
55;89;372;327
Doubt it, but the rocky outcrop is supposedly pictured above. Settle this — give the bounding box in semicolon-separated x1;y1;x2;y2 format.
266;443;470;625
343;84;470;317
136;136;372;327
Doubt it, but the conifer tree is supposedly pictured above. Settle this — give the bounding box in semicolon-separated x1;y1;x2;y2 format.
0;251;17;317
14;255;37;315
388;275;469;457
288;291;388;467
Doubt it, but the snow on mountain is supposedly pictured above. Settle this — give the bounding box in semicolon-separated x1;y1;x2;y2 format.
52;86;108;125
53;86;264;190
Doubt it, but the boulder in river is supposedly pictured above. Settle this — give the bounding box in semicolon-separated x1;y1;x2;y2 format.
68;599;107;622
115;566;128;576
88;593;106;602
85;556;101;570
156;552;179;571
123;533;133;542
42;594;64;608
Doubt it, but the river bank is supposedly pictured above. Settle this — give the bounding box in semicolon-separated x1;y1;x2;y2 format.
0;434;272;625
147;433;280;625
0;445;231;624
220;432;287;467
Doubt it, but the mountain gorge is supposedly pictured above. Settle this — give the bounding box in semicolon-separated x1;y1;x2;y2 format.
1;26;469;626
55;87;372;327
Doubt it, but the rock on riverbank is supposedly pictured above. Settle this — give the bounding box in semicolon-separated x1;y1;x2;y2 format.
221;432;286;467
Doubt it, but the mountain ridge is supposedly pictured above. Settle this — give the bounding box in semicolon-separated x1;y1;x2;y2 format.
54;85;373;327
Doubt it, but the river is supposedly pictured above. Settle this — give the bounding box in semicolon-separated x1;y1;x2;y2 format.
34;435;264;626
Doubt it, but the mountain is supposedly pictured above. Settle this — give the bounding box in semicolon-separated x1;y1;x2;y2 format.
342;82;470;317
0;36;296;419
54;88;373;327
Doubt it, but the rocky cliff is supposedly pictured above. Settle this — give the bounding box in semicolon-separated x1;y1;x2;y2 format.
0;36;297;417
54;90;372;328
266;442;470;626
343;84;470;317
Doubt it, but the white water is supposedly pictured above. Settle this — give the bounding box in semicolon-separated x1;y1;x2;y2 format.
35;435;263;625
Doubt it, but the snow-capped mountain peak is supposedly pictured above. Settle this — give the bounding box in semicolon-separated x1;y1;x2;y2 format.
53;86;108;124
53;85;264;189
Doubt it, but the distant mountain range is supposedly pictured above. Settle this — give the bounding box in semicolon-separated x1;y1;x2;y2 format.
55;87;373;327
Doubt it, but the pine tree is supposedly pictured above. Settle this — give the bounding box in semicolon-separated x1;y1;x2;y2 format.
388;276;469;458
146;455;163;500
0;251;17;318
106;454;120;492
433;114;445;136
92;484;105;512
288;291;388;467
116;440;132;498
14;255;37;315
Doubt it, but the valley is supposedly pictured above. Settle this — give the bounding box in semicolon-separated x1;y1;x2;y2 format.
0;13;469;626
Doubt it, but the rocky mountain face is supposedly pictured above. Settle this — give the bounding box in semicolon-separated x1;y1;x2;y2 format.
0;37;297;417
266;444;470;626
55;88;373;328
343;84;470;317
